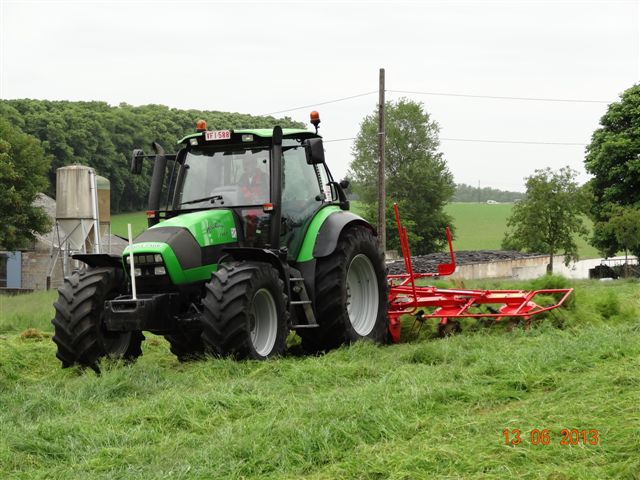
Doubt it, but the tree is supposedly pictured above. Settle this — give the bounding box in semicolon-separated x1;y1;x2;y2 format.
584;83;640;257
0;118;52;250
501;167;588;273
349;99;455;254
605;206;640;263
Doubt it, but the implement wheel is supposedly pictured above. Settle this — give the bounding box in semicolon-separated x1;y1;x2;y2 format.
52;267;144;373
201;262;288;360
300;226;389;352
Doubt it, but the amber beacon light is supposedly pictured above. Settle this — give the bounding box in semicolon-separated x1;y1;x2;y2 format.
310;111;320;133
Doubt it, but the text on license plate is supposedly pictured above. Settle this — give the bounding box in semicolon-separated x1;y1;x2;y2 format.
205;130;231;141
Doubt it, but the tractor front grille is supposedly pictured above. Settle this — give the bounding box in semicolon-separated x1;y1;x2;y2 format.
126;254;167;277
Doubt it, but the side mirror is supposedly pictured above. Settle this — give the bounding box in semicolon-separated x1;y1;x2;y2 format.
339;179;350;189
303;138;325;165
130;149;144;174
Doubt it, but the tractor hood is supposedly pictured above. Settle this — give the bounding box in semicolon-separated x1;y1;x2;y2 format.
153;210;238;246
123;210;238;285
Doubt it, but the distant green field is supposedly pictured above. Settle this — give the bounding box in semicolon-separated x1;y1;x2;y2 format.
111;211;148;238
112;202;601;259
444;203;599;258
443;202;513;251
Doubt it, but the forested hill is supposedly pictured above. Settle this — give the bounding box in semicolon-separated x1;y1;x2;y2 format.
454;183;524;203
0;99;304;212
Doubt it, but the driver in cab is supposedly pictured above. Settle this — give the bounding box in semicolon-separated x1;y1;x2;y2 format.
239;157;268;204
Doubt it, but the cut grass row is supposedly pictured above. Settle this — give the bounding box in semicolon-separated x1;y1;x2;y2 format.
1;278;638;478
112;202;601;259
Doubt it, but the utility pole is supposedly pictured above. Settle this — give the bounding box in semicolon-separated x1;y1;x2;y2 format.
377;68;386;251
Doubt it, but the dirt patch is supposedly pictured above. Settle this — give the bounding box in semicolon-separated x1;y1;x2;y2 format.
20;328;50;341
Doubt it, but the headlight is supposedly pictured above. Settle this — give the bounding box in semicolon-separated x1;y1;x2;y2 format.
127;253;166;275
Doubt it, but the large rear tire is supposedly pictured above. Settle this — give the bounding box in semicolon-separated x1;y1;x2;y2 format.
299;226;389;352
201;262;288;360
52;267;144;373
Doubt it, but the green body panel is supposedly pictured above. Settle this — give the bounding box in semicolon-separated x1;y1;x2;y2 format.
123;210;238;285
296;205;342;262
151;210;238;246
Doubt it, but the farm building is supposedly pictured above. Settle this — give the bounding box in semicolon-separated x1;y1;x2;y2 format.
0;192;127;293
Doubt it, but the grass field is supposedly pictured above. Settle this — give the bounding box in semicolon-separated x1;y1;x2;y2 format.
1;278;639;478
111;210;148;238
113;202;601;259
444;203;600;259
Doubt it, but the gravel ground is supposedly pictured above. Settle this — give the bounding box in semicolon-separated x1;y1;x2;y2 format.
387;250;543;275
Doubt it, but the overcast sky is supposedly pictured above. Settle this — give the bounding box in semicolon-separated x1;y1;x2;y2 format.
1;0;638;191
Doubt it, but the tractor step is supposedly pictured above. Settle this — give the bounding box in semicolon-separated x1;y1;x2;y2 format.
288;270;318;328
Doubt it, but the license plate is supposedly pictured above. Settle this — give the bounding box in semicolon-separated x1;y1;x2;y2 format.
205;130;231;141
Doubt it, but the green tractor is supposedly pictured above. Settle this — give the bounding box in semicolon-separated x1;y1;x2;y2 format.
52;115;389;371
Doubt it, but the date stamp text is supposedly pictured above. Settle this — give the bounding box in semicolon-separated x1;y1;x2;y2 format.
503;429;599;446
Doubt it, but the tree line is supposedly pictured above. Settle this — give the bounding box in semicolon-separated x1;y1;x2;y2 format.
0;99;303;213
2;84;638;265
453;184;523;203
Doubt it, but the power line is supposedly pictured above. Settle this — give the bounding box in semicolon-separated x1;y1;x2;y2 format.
440;137;586;146
324;137;356;143
323;136;586;146
387;89;611;104
263;88;612;116
263;91;377;115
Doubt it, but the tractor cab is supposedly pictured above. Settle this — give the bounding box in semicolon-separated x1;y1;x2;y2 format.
138;122;346;261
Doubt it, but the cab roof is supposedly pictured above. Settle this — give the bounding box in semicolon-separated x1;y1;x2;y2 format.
178;128;319;145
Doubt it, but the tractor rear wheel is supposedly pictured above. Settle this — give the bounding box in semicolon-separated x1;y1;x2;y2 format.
201;262;288;360
52;267;144;373
164;331;205;362
300;226;388;352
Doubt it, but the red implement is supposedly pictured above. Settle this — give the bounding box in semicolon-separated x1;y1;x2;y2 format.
386;203;573;343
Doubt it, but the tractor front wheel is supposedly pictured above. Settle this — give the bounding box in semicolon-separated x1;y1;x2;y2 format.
300;226;389;352
164;331;205;362
52;267;144;373
201;262;288;360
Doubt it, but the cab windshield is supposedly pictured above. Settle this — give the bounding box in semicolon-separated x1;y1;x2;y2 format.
174;148;270;209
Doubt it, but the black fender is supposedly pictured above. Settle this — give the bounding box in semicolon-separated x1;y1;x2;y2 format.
72;253;124;270
312;211;376;258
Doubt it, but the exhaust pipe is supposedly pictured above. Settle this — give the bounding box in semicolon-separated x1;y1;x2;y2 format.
270;126;283;249
147;141;167;222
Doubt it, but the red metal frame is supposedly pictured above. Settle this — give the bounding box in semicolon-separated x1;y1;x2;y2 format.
387;203;573;343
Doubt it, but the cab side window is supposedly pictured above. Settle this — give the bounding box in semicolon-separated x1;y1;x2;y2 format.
281;146;324;257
